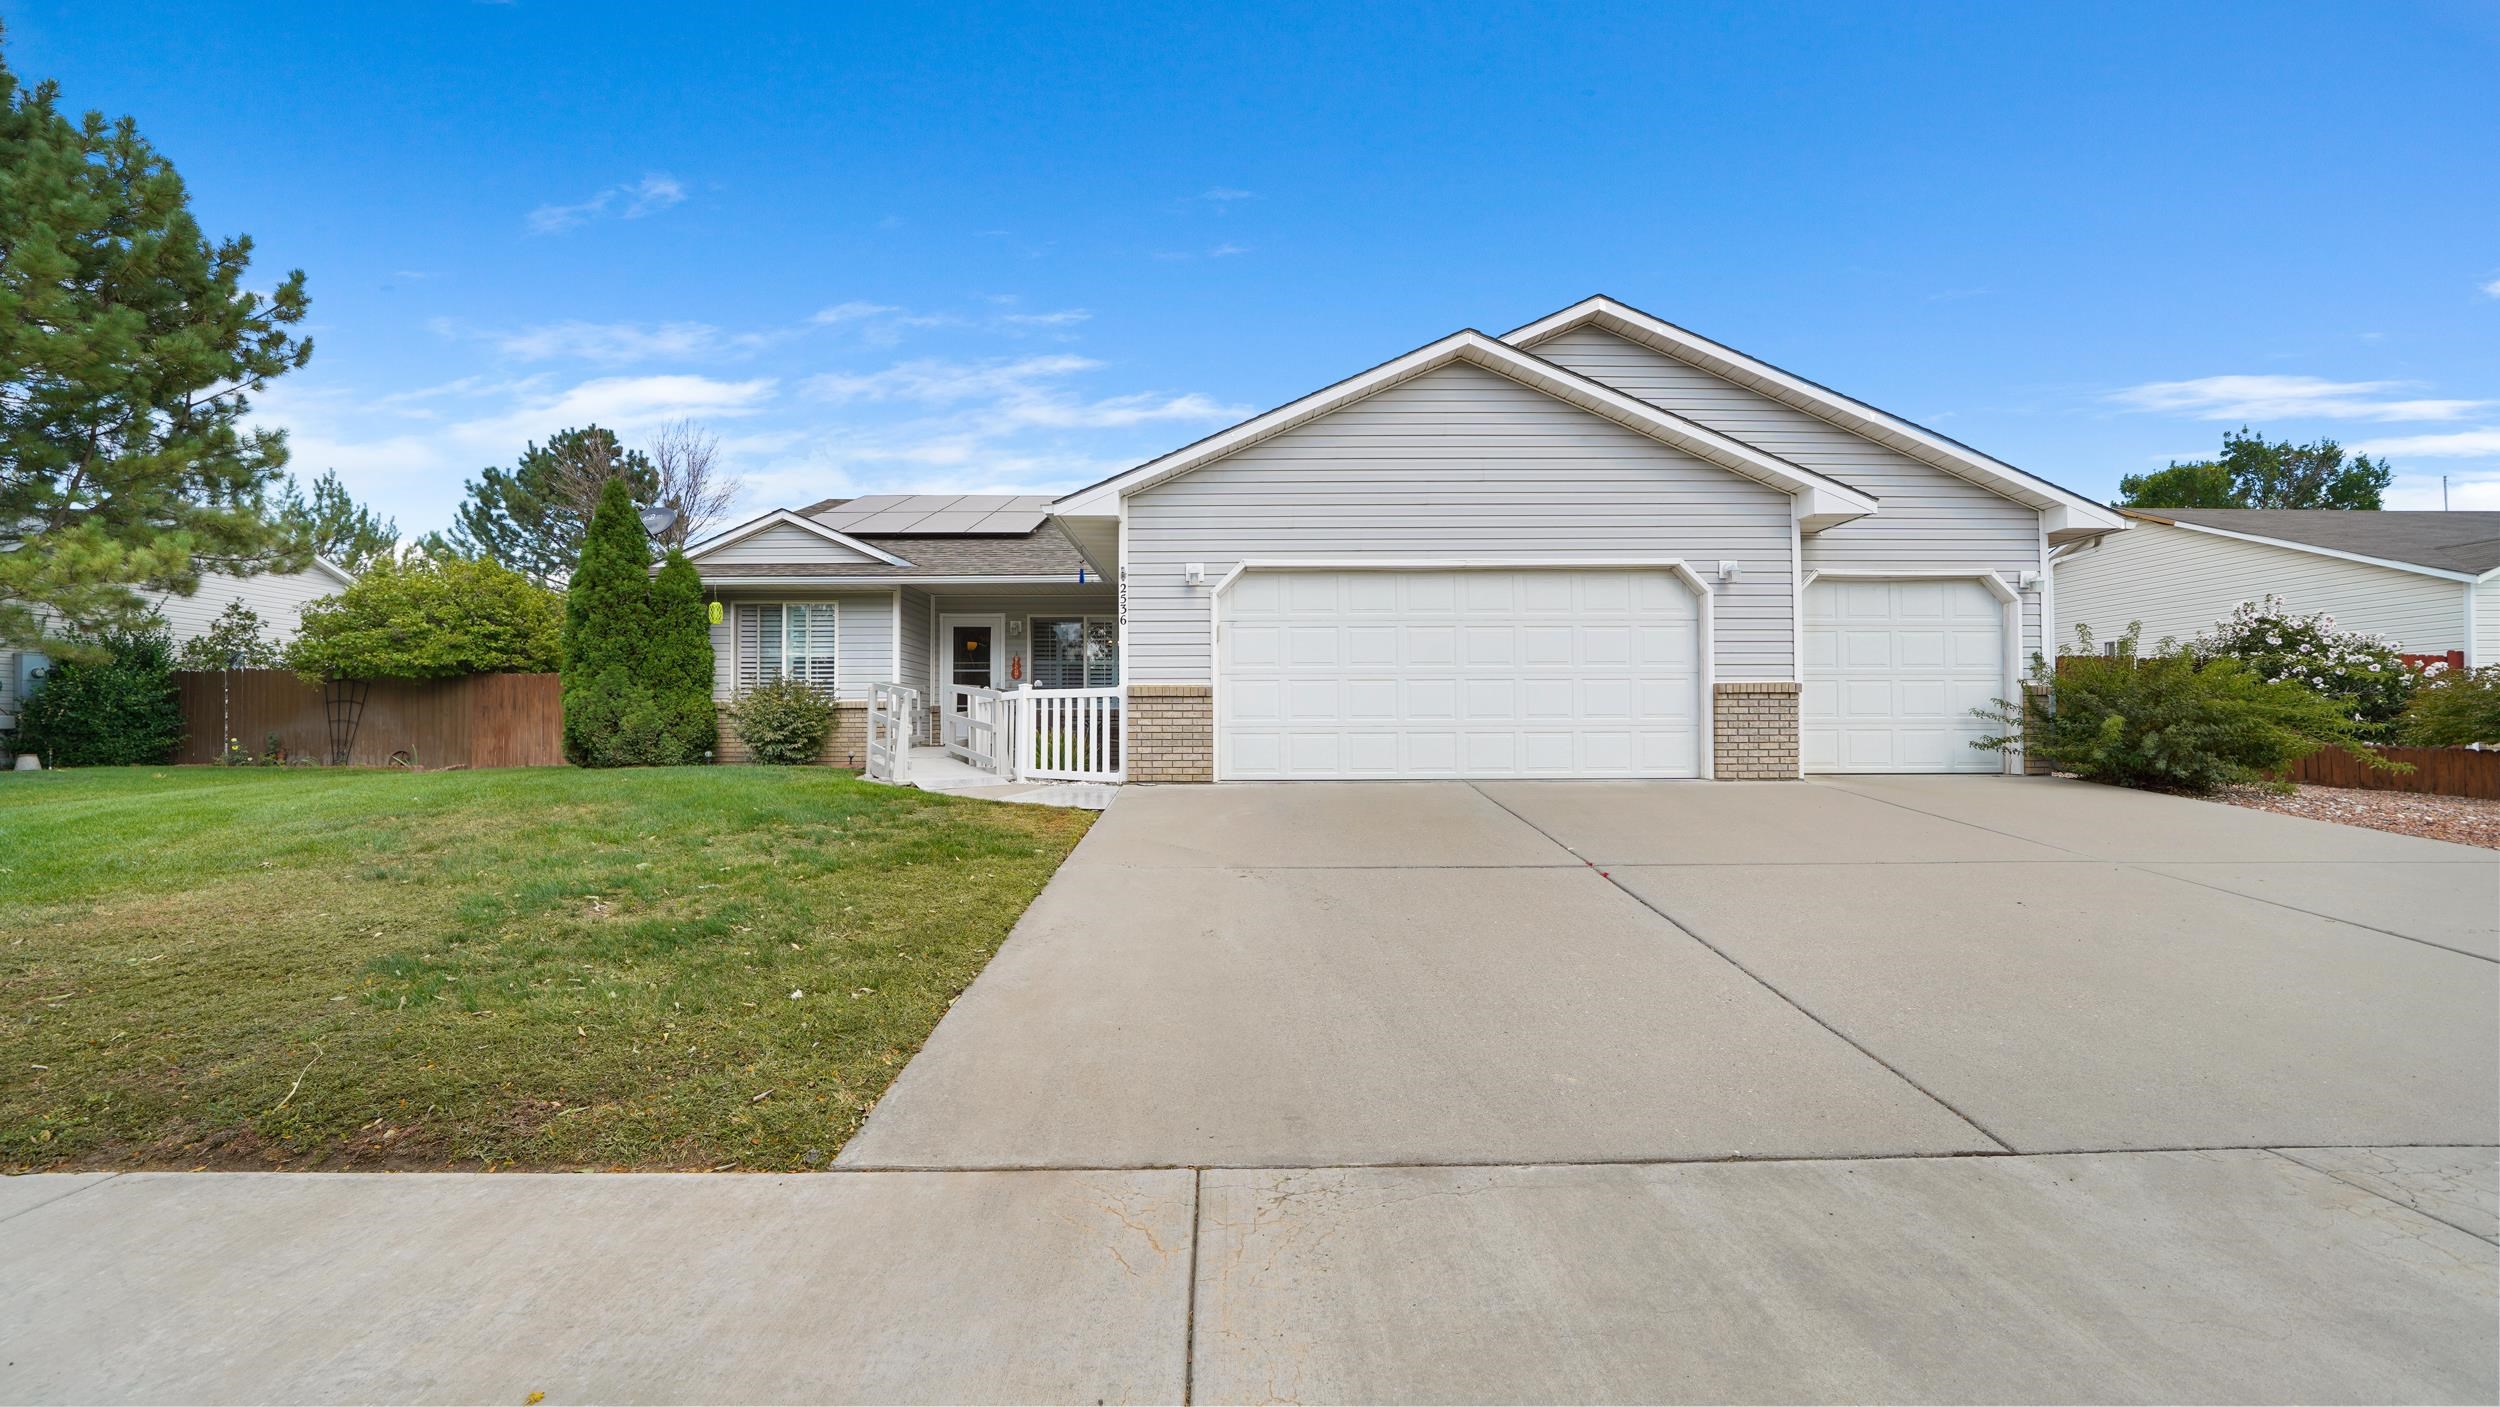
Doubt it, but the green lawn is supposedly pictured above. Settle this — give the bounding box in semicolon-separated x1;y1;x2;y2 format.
0;766;1093;1172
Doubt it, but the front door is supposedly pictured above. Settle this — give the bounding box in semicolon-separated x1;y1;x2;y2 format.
938;614;1006;748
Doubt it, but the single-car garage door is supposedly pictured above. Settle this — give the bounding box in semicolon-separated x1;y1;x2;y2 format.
1802;577;2006;773
1218;568;1701;780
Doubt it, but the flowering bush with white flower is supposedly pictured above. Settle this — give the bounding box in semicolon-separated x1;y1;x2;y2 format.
2192;596;2413;739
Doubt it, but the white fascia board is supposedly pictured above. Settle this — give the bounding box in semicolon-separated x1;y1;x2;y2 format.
308;557;359;586
1505;296;2126;533
2144;516;2479;583
694;574;1101;588
1051;330;1877;520
683;509;912;567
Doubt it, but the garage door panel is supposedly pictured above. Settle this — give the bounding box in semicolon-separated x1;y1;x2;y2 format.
1804;578;2003;775
1520;626;1574;665
1221;568;1700;780
1462;626;1514;666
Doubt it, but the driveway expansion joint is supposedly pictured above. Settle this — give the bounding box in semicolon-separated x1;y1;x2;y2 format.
1466;782;2022;1155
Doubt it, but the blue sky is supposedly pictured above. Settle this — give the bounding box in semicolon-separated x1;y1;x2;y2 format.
11;1;2498;533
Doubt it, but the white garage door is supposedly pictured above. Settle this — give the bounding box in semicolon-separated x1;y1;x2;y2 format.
1802;578;2006;773
1218;568;1701;780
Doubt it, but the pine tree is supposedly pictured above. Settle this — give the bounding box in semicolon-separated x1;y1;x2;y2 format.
561;478;711;764
0;32;313;652
278;470;398;572
443;427;658;583
646;549;718;758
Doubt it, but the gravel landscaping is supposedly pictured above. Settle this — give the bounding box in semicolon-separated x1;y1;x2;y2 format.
2212;783;2500;850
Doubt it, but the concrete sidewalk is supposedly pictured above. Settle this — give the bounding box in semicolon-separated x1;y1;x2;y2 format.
2;1149;2492;1404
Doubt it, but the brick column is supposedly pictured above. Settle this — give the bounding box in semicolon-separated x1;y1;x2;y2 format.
1126;684;1214;782
1712;681;1800;780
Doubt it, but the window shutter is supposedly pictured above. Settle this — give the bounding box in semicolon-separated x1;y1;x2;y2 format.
734;605;767;691
804;602;841;695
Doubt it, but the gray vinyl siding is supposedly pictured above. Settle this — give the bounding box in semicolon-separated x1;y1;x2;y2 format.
699;521;881;566
149;564;347;646
2056;521;2469;654
1122;361;1797;682
1533;328;2047;662
898;587;934;697
704;591;896;702
2475;575;2499;667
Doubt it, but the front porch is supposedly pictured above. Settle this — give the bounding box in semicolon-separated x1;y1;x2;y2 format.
865;677;1126;807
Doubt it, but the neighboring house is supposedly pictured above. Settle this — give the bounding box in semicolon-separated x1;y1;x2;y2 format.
2056;509;2500;665
684;294;2127;780
0;559;356;738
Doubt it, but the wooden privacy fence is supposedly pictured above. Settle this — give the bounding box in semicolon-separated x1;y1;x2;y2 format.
174;670;563;768
2288;745;2500;800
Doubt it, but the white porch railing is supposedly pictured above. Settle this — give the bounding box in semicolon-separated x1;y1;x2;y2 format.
946;683;1011;776
1016;685;1125;783
866;682;920;784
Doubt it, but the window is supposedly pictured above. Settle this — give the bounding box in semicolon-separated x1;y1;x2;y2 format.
1029;616;1118;689
736;603;840;692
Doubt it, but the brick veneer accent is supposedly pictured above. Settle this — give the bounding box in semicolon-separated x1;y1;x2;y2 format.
717;700;869;768
1126;684;1214;782
1713;681;1801;780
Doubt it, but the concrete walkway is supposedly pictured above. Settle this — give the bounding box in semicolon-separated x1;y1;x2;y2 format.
5;777;2495;1403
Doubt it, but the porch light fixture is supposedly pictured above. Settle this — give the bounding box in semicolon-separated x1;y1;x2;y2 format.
2018;571;2042;591
1183;562;1207;585
1717;560;1741;581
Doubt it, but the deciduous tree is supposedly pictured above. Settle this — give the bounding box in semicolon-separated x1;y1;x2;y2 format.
2119;428;2392;510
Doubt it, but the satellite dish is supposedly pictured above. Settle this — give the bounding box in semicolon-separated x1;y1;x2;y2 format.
638;506;679;537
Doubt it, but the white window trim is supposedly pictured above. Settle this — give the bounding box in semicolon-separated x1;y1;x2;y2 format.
737;601;843;694
1208;558;1717;783
1026;613;1122;690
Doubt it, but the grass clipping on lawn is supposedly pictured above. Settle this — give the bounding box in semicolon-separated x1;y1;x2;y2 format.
0;766;1093;1172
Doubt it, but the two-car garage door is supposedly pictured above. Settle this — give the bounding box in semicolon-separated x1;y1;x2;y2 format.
1219;568;1701;780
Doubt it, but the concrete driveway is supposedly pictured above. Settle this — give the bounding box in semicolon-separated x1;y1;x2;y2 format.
6;777;2496;1403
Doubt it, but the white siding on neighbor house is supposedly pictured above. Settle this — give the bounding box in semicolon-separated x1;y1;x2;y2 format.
150;564;348;646
2472;574;2499;666
697;521;882;567
1531;327;2047;663
2055;520;2470;655
1122;362;1798;683
704;591;895;702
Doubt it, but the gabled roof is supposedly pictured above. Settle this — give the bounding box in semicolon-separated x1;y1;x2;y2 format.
2119;508;2500;580
1051;329;1878;530
1503;295;2127;538
682;509;912;566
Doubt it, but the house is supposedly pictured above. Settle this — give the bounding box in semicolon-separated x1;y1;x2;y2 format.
2056;509;2500;665
0;559;358;739
683;295;2128;780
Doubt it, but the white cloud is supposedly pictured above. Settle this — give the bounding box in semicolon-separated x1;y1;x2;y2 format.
1198;187;1255;205
2480;276;2500;298
999;308;1092;327
527;171;689;235
807;355;1105;405
488;320;779;364
2108;374;2489;422
2385;473;2500;511
2354;427;2500;458
1208;243;1251;259
622;173;685;217
812;301;901;325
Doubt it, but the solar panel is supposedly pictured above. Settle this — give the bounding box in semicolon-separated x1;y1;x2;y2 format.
807;493;1051;535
